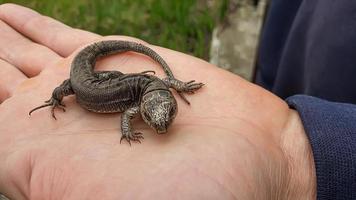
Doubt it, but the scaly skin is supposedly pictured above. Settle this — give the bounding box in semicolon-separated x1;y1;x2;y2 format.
29;40;204;144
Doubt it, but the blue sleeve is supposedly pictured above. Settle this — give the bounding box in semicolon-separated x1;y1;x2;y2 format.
256;0;356;103
286;95;356;200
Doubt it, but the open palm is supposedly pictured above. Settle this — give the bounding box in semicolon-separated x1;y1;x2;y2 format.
0;4;315;200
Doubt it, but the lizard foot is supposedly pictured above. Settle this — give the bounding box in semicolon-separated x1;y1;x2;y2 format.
93;71;124;85
29;98;66;120
120;131;144;145
179;80;205;94
177;80;204;105
163;77;204;105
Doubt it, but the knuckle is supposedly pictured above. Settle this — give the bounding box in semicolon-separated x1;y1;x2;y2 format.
25;15;52;28
24;15;60;43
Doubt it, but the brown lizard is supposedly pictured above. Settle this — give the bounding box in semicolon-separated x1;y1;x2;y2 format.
29;40;204;144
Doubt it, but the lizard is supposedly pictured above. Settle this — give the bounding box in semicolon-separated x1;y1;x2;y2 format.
29;40;204;144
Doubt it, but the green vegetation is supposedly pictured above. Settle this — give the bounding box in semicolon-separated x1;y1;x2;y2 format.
0;0;229;59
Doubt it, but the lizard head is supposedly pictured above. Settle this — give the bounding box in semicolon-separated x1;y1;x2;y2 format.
140;90;177;134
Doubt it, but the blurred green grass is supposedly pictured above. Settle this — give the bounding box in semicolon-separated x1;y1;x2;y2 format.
0;0;229;59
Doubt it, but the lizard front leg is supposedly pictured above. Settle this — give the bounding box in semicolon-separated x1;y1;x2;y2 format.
120;106;144;145
162;77;204;104
29;79;74;119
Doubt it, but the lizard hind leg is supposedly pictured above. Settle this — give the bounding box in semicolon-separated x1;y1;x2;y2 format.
29;79;74;120
93;71;123;85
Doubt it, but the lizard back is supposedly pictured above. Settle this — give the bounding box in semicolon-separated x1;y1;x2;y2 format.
69;40;173;113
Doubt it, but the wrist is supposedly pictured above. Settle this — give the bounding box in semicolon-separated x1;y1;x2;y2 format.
279;109;316;200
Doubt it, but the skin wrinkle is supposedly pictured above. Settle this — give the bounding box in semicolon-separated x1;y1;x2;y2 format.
267;152;288;200
166;155;238;200
3;148;32;199
218;151;257;200
279;159;289;199
264;106;297;200
61;114;145;135
5;134;92;200
48;166;62;199
24;150;34;199
188;127;261;199
222;168;240;200
28;153;37;200
280;144;296;198
181;110;271;136
9;176;27;199
193;167;238;200
178;116;268;141
0;90;9;103
278;111;316;199
58;174;73;200
0;61;26;88
27;142;90;199
31;104;121;135
246;141;275;200
185;117;289;200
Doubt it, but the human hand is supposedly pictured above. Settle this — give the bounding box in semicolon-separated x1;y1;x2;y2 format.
0;4;316;200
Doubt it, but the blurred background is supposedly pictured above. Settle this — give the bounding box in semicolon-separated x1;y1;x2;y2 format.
0;0;231;58
0;0;267;198
0;0;268;78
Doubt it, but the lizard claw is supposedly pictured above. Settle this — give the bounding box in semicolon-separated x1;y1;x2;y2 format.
29;98;66;120
120;135;132;146
162;77;204;105
177;80;204;104
120;132;144;145
182;80;204;93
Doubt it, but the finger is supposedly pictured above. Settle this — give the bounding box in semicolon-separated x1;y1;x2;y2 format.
0;20;62;77
0;3;100;57
0;59;27;102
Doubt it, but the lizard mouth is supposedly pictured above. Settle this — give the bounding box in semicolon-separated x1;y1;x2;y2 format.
156;127;167;134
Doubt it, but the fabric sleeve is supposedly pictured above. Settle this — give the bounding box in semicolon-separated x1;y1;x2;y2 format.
286;95;356;200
